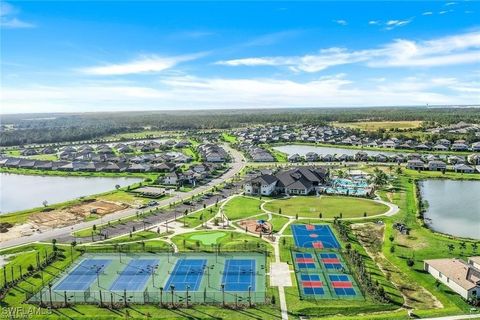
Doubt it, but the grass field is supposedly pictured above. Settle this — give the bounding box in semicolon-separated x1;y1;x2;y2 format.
380;175;479;317
332;120;423;131
264;196;389;219
172;230;273;253
223;196;264;220
176;206;218;228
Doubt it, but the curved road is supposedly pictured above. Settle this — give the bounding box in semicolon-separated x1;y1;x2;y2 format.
1;144;246;249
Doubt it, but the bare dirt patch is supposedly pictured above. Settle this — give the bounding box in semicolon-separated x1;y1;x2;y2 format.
28;200;128;229
352;222;442;310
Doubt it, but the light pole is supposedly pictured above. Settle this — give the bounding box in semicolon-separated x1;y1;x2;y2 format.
48;282;53;308
159;287;163;307
248;286;252;307
221;284;225;307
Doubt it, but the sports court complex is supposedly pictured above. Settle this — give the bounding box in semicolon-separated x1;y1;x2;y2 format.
29;252;266;306
291;224;363;300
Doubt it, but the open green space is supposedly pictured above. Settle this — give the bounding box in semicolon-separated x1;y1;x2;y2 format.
223;196;263;220
176;206;218;228
190;231;227;245
171;230;273;253
264;196;389;219
379;174;480;317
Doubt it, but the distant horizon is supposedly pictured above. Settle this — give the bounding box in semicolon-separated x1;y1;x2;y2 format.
1;104;480;116
1;1;479;113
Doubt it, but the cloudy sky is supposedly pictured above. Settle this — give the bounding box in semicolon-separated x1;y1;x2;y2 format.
1;1;479;113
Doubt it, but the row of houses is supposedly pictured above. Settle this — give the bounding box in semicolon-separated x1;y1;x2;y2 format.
232;125;480;152
406;160;479;173
427;121;480;135
287;151;480;165
20;140;191;158
197;144;229;162
340;137;480;152
0;157;179;173
162;163;223;186
244;167;330;196
425;257;480;301
238;143;275;162
233;125;348;145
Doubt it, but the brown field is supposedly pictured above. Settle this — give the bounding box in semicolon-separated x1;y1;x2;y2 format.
332;120;423;131
29;200;128;228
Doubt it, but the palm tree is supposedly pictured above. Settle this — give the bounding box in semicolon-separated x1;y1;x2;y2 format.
472;242;478;254
459;241;466;255
447;243;455;253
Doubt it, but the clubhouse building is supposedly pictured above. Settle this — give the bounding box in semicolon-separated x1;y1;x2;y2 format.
244;167;329;196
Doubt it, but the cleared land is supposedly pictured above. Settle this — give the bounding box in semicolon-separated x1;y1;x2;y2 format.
264;196;389;218
332;120;422;131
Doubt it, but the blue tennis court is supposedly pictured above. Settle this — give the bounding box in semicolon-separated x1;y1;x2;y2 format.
164;259;206;291
300;274;325;295
222;259;256;291
292;224;341;249
110;259;159;291
329;274;357;296
319;252;344;270
55;259;111;291
294;252;316;269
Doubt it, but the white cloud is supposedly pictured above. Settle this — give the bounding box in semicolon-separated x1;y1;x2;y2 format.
217;31;480;71
79;53;203;76
334;19;348;26
2;75;478;113
0;2;35;29
422;11;433;16
368;20;380;25
384;19;412;30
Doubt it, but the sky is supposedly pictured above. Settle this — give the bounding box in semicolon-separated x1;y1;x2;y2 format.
1;1;479;114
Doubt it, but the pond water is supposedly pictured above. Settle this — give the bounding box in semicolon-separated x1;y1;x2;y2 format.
273;145;398;157
0;173;142;214
419;179;480;239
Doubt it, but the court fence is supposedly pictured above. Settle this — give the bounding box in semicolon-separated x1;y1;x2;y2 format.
27;288;268;308
77;243;272;255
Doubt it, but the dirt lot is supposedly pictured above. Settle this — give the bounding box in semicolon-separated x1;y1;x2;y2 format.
28;200;128;229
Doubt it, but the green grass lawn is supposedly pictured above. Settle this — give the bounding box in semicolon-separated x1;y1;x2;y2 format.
176;206;218;228
171;230;273;253
97;230;161;244
221;132;237;143
97;190;150;205
223;196;264;220
264;196;389;218
380;174;480;317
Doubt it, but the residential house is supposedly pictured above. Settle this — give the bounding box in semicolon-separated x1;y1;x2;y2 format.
454;163;475;173
424;258;480;300
407;159;425;170
428;160;447;171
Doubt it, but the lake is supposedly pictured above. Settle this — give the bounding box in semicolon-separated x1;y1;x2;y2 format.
0;173;142;214
273;145;398;157
419;179;480;239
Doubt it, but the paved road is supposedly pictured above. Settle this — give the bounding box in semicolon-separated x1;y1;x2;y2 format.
0;144;246;249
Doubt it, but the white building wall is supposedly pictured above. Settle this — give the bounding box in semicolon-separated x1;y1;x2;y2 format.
425;264;469;299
